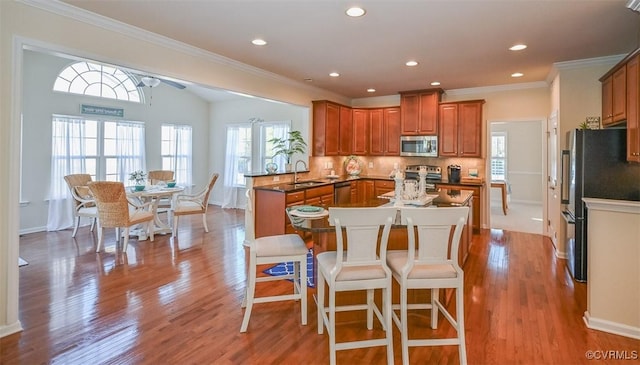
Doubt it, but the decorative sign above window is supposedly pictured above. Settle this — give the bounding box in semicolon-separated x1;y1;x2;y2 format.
81;104;124;118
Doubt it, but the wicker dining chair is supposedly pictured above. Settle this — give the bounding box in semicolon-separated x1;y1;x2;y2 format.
172;173;219;236
88;181;155;253
148;170;175;185
63;174;98;237
147;170;176;212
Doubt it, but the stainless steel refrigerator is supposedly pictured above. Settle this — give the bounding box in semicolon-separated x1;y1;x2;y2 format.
561;128;640;282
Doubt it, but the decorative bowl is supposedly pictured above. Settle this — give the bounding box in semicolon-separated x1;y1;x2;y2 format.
167;182;176;188
134;185;146;191
265;162;278;174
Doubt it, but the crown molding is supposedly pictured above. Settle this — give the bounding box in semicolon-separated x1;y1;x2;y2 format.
16;0;332;98
546;54;626;84
445;81;548;96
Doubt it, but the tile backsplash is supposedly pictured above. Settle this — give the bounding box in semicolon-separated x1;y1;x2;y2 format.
310;156;485;180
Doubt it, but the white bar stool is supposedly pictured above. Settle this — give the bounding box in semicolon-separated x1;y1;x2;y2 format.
240;233;308;332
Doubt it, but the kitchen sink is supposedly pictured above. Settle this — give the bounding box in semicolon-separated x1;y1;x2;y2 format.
287;180;326;188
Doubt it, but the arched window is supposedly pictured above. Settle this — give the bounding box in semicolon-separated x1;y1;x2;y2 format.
53;61;142;103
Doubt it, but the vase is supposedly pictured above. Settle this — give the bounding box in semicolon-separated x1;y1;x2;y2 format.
285;163;292;172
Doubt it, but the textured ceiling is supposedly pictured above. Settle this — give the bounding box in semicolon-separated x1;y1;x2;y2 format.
61;0;639;99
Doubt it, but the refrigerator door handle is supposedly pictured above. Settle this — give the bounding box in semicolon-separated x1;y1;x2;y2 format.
561;150;570;204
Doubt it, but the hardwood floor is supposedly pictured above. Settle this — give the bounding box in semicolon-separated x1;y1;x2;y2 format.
2;206;638;364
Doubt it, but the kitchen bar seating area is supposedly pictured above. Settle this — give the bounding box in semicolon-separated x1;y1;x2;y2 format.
5;206;639;364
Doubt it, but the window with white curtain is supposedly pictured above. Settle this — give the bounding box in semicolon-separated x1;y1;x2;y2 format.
161;124;193;186
48;115;146;231
225;124;252;188
491;132;507;181
260;122;291;172
222;120;291;209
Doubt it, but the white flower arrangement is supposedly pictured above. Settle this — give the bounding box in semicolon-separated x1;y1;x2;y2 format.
129;170;147;185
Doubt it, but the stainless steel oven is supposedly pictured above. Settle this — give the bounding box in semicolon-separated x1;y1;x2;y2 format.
400;135;438;157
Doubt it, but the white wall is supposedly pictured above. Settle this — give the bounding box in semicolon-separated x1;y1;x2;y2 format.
490;120;543;203
20;50;210;233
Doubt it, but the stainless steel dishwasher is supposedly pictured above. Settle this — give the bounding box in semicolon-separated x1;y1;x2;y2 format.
334;181;351;205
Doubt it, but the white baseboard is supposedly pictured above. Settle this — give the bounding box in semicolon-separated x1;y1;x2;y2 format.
0;321;23;339
584;311;640;340
19;226;47;235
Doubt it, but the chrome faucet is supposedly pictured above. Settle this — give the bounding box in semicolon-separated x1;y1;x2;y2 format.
294;160;308;183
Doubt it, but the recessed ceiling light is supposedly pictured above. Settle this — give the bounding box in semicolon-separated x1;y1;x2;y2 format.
329;72;340;77
346;7;366;17
405;61;418;67
509;44;527;51
511;72;524;78
252;39;267;46
430;81;441;86
367;88;376;93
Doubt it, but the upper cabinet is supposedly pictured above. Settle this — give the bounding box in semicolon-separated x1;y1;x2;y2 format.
313;100;351;156
353;107;400;156
626;53;639;162
601;66;627;127
600;48;640;163
370;107;401;156
352;108;369;155
400;89;443;135
438;100;484;158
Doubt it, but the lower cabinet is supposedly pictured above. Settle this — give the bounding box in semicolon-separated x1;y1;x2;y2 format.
374;180;394;197
254;185;334;238
436;183;481;232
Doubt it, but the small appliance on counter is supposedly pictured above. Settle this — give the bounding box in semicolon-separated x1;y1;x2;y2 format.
447;165;461;183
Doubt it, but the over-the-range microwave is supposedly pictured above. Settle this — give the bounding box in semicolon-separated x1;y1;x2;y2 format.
400;135;438;157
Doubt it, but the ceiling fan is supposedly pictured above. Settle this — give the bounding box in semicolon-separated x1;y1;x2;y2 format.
136;75;186;90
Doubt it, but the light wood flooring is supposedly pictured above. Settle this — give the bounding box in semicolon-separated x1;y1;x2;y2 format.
1;206;638;364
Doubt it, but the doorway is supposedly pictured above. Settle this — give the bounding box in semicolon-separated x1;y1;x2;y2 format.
489;120;544;235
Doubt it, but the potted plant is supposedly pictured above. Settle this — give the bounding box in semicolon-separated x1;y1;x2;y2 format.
269;130;307;172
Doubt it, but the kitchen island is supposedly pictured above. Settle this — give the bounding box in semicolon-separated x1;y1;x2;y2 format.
285;189;474;270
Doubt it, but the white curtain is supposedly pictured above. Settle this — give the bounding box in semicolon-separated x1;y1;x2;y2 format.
116;121;146;183
222;124;248;209
46;116;87;231
269;123;290;172
174;125;193;187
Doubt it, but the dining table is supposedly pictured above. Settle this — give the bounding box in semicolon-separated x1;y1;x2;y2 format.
127;185;185;239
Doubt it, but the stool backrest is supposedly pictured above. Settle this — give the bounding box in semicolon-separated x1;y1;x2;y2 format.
399;206;469;269
328;207;397;278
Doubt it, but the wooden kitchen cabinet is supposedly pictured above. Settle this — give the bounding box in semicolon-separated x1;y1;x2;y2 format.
254;185;333;238
374;180;395;197
313;100;352;156
601;65;627;127
350;181;358;203
339;105;353;155
436;183;481;232
627;53;640;162
359;180;375;202
438;100;484;158
600;47;640;162
400;89;443;135
370;107;401;156
352;108;369;155
304;185;334;208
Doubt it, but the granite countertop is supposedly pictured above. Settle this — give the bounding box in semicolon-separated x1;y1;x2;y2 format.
287;188;473;233
253;174;483;192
